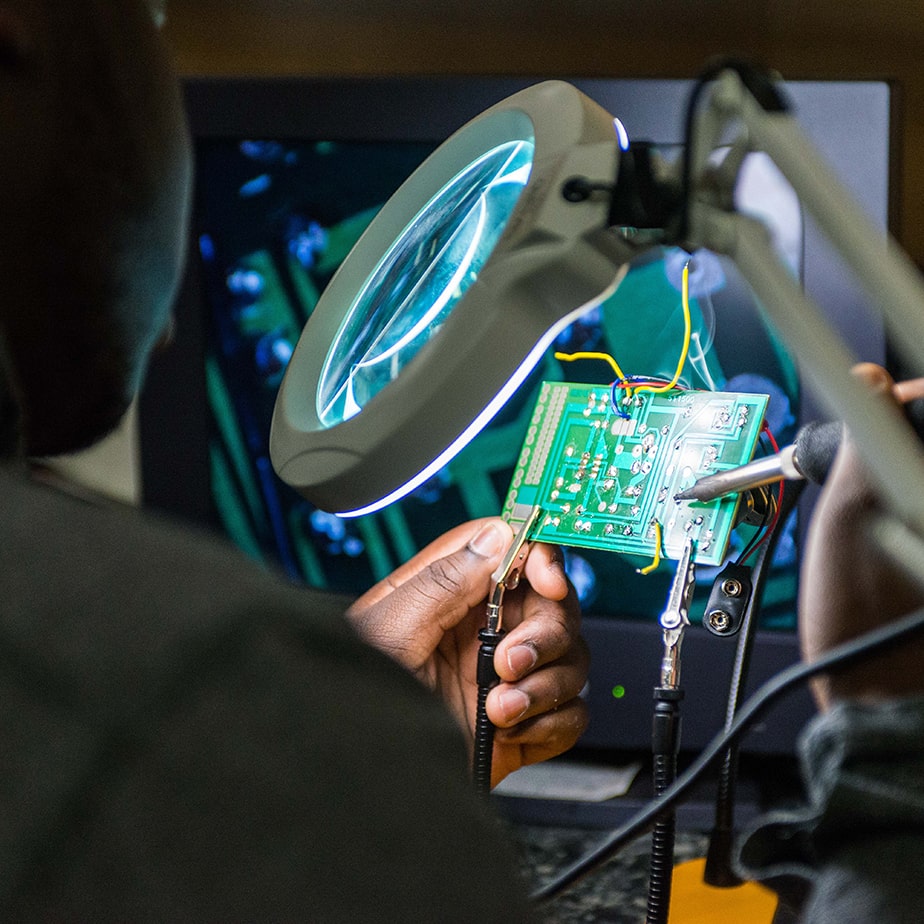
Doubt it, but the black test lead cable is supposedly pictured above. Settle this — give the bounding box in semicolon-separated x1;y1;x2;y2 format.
647;536;697;924
530;602;924;903
473;506;543;796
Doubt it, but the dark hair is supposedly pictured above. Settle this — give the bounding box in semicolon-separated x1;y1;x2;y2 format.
0;0;190;456
0;331;23;461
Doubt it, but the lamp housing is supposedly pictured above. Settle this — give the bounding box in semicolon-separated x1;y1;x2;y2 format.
270;80;632;516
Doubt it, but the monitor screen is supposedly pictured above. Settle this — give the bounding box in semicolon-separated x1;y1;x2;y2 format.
140;75;893;754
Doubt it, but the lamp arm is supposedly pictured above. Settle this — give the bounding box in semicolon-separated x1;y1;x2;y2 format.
716;73;924;376
681;70;924;541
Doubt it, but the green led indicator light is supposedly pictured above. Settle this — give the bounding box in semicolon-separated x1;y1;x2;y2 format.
611;685;626;699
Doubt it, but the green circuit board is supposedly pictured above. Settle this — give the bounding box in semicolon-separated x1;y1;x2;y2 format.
501;382;769;567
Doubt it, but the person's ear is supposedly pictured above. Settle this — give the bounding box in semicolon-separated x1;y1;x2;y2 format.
0;6;32;71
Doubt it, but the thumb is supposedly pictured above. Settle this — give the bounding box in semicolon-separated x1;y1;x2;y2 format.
348;519;512;670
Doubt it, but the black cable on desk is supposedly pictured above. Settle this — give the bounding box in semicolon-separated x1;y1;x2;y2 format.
530;603;924;903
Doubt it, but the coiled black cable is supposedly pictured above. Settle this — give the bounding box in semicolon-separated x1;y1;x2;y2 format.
473;627;505;796
645;755;676;924
646;694;683;924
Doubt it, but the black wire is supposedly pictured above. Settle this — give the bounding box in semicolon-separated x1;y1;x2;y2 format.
472;682;495;797
646;697;682;924
530;602;924;903
704;479;806;887
675;58;789;246
735;486;775;564
736;431;787;565
473;627;505;796
646;752;677;923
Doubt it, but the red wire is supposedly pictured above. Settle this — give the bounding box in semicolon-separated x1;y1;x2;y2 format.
739;424;785;562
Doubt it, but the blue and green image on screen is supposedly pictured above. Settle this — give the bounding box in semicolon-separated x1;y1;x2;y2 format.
194;136;800;630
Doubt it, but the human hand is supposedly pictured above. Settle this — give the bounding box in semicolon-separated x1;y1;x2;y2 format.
346;517;589;786
799;363;924;709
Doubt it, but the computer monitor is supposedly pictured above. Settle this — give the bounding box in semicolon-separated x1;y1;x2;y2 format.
140;75;894;755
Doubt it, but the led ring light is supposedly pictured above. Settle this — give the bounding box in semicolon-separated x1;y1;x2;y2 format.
270;80;633;516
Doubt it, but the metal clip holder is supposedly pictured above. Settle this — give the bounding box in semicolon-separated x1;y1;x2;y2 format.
485;505;543;633
658;537;696;690
473;505;543;795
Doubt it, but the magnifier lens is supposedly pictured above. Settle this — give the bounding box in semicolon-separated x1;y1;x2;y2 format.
317;136;535;428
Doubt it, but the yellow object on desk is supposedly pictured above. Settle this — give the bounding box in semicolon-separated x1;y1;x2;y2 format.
668;858;778;923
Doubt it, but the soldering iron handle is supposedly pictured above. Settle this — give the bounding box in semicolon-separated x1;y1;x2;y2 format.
797;395;924;484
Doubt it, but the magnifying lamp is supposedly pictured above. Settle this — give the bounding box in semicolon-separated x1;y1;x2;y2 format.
268;60;924;913
269;80;634;516
273;67;924;542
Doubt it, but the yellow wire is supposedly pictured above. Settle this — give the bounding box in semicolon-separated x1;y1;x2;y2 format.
554;349;635;412
633;258;693;396
637;521;663;575
553;350;630;385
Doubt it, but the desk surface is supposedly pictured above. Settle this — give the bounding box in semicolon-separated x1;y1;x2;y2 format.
507;822;710;922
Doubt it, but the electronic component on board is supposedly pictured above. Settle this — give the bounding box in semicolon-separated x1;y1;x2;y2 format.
501;381;769;567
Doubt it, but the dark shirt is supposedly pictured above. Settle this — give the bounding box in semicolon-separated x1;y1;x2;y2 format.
739;696;924;923
0;468;532;921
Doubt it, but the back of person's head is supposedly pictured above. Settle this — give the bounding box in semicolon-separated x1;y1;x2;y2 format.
0;0;190;456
